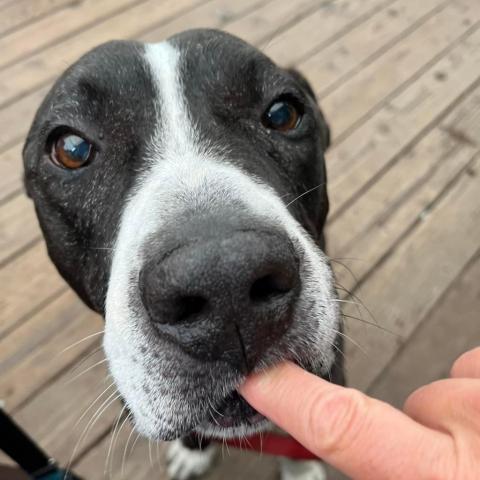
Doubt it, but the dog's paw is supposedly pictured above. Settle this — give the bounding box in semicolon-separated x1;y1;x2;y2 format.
279;458;327;480
166;439;217;480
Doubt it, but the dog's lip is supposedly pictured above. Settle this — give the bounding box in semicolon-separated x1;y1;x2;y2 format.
206;390;265;429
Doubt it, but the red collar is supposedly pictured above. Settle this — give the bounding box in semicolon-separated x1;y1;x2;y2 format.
213;432;318;460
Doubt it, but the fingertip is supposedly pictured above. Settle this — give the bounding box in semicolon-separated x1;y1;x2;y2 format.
239;362;292;399
450;347;480;378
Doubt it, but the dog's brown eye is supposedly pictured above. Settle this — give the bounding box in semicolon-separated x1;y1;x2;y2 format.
263;100;301;132
50;133;93;169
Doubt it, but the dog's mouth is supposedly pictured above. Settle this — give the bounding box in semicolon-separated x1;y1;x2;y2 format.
200;390;266;431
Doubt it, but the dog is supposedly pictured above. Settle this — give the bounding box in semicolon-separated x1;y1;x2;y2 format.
23;29;344;480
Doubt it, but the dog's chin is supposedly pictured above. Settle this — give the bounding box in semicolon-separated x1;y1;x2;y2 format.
194;390;271;439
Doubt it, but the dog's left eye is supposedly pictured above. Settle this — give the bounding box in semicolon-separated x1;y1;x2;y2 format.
50;133;93;169
262;99;301;132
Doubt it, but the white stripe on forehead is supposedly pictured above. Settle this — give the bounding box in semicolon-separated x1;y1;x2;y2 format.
144;41;200;159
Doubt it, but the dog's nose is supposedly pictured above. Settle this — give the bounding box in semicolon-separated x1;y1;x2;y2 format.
139;230;299;371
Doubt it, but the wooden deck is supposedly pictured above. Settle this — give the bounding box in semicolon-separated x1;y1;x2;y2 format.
1;0;479;479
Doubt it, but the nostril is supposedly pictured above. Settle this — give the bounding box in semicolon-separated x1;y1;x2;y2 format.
175;295;208;322
249;272;294;303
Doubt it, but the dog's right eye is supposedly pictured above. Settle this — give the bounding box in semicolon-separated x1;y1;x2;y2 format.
49;133;93;169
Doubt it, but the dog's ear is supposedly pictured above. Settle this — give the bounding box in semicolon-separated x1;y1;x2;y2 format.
287;68;330;150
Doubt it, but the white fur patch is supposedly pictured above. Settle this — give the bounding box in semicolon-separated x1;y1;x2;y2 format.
103;40;339;441
279;458;327;480
166;440;217;480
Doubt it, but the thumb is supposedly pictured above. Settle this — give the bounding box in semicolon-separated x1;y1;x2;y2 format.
240;362;455;480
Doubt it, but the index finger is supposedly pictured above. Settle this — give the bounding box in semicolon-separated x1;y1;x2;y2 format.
240;362;455;480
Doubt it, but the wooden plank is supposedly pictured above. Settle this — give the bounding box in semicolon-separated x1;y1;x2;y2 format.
0;0;76;38
0;194;38;265
369;252;480;408
320;0;480;141
0;0;144;70
0;290;100;411
340;155;480;391
298;0;445;98
140;0;314;42
12;350;119;465
0;144;22;202
439;83;480;145
0;0;263;108
330;129;477;292
0;86;49;152
328;25;480;216
0;242;66;339
224;0;322;46
328;86;480;276
259;0;394;67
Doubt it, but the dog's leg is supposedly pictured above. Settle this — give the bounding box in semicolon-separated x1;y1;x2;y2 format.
279;458;327;480
166;436;217;480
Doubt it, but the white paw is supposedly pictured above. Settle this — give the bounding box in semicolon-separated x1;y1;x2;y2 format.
166;439;216;480
279;458;327;480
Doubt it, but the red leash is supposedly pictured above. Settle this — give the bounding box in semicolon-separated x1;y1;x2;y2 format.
213;432;318;460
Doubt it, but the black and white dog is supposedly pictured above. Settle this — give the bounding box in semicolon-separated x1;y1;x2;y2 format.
23;29;344;480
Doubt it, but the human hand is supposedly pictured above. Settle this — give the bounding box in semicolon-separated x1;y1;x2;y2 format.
240;347;480;480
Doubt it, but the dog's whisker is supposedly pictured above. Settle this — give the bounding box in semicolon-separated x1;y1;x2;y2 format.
327;334;349;362
58;330;105;355
121;421;136;477
259;430;264;457
74;382;116;428
156;439;161;466
65;392;121;479
334;284;367;322
105;404;127;476
207;406;221;427
330;256;367;263
127;432;142;464
284;182;326;208
69;345;104;375
64;358;108;385
148;438;154;468
108;408;130;477
207;398;224;418
332;298;364;307
333;329;368;357
329;258;360;286
223;432;230;457
335;283;379;326
341;313;399;337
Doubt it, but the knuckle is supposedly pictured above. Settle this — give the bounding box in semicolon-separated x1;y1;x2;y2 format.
307;387;368;457
403;380;448;416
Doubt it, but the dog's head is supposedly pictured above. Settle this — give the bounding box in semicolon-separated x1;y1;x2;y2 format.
23;29;340;440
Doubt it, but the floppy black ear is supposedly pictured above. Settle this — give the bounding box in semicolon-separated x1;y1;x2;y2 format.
287;68;331;150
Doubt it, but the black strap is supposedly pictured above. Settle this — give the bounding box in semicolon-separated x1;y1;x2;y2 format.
0;408;82;479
